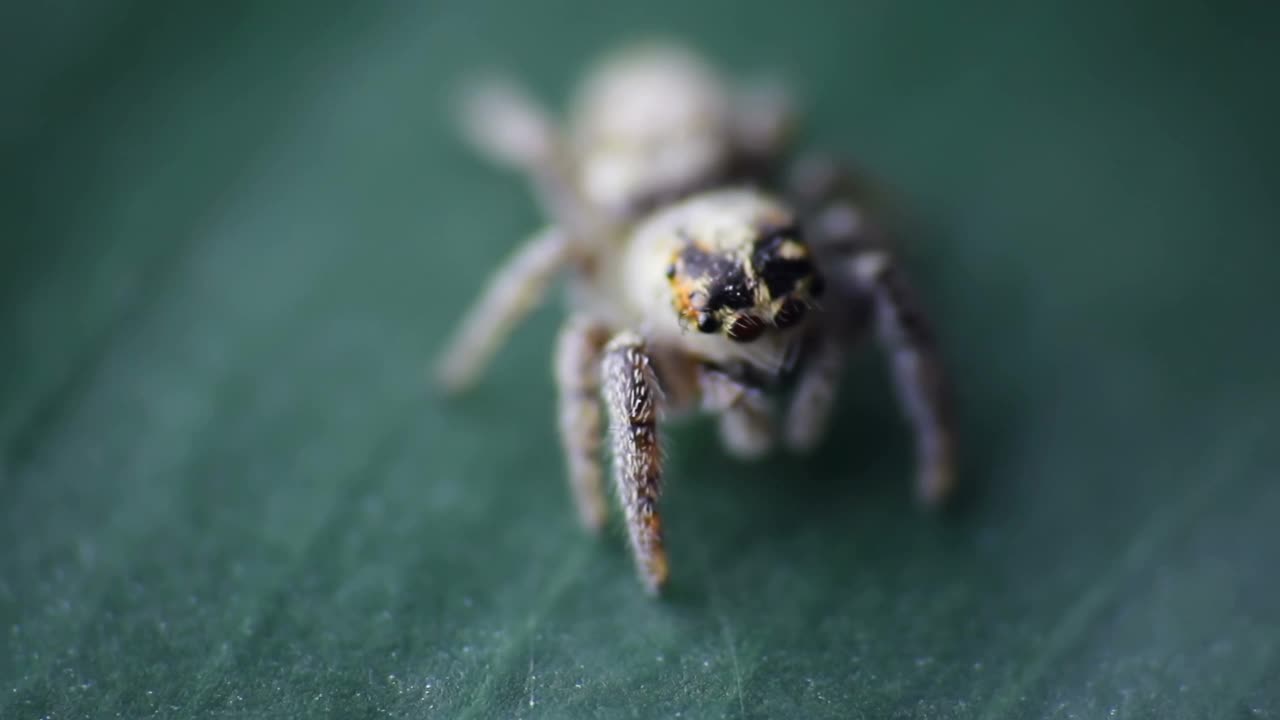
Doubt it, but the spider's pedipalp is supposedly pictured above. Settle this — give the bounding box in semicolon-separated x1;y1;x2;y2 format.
601;332;668;594
784;332;853;453
699;367;774;459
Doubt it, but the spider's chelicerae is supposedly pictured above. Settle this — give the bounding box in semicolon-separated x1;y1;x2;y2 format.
437;43;956;594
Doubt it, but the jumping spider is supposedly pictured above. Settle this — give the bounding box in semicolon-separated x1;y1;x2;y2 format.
436;43;956;594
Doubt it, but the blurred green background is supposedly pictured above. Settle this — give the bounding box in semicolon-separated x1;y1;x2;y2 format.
3;1;1278;718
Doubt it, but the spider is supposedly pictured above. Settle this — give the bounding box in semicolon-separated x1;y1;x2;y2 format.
436;42;956;594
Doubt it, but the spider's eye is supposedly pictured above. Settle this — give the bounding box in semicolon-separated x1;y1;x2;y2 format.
773;298;807;329
752;225;817;300
727;314;766;343
695;312;721;333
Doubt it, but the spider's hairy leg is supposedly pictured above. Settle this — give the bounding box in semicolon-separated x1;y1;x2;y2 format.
699;367;775;460
784;334;852;453
601;332;668;594
787;153;955;501
457;77;596;241
785;154;886;256
852;250;957;505
731;78;795;164
787;154;849;208
435;226;571;393
554;316;613;531
458;77;560;173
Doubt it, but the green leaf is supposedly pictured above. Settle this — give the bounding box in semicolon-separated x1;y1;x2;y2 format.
4;2;1278;718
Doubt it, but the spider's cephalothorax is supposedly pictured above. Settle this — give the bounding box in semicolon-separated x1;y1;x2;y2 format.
437;43;957;594
610;189;823;380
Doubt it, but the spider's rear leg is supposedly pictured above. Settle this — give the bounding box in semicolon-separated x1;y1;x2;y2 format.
601;332;668;594
554;316;613;531
457;77;601;243
458;77;560;176
435;226;570;393
852;250;957;505
730;78;795;168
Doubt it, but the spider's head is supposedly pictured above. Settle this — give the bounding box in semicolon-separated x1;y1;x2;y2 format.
666;204;824;348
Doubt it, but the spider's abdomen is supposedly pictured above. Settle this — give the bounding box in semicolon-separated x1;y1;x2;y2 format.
568;43;734;217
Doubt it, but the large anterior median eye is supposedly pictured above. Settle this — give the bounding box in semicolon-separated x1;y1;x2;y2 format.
727;314;766;342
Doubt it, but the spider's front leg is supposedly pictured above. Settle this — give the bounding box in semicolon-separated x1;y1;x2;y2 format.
601;332;668;594
435;226;570;393
554;315;612;531
852;249;957;505
786;154;957;504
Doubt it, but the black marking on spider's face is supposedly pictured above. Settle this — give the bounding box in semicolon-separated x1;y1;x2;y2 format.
676;242;755;313
752;224;818;298
670;221;820;343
